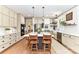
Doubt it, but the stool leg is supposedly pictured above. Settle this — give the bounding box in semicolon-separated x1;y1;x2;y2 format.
44;44;46;52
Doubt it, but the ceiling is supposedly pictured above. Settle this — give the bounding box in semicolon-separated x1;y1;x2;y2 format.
6;5;75;18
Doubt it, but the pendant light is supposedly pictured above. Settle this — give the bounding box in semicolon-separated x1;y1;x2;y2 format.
32;6;35;17
32;6;35;32
42;6;45;21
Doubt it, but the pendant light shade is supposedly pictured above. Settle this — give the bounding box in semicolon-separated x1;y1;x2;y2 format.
42;6;45;21
32;6;35;17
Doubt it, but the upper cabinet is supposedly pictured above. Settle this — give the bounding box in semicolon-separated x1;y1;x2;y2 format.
0;13;2;26
14;14;17;27
2;15;9;26
2;6;9;16
10;10;15;18
0;6;3;13
0;6;17;27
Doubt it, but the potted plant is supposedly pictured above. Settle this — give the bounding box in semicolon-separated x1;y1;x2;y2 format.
37;28;42;34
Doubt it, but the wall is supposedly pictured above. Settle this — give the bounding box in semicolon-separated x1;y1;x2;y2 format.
20;15;25;24
25;18;33;32
57;6;79;35
17;14;25;33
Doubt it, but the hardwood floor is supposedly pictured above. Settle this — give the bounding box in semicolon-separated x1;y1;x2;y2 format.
1;38;55;54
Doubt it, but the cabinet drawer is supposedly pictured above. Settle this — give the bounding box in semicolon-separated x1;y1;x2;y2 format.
8;40;15;46
0;45;6;52
4;35;9;38
0;40;5;46
0;42;10;52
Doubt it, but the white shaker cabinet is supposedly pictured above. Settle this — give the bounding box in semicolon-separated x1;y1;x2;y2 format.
0;6;2;13
10;17;14;27
14;18;17;27
2;6;9;16
10;10;15;18
2;15;9;26
10;17;17;27
62;33;79;53
0;32;21;53
62;34;75;46
0;14;2;26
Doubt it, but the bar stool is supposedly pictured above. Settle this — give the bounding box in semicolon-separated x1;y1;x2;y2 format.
43;34;51;53
29;34;38;51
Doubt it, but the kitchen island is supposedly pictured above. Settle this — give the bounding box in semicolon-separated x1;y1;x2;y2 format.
23;32;53;52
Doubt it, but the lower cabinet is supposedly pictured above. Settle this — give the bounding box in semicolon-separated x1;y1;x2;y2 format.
0;32;21;53
0;45;6;52
62;33;79;53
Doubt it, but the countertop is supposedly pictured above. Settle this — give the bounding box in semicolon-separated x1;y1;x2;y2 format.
0;32;18;36
23;32;54;37
56;29;79;37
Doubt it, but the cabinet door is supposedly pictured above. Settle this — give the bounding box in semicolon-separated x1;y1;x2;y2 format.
10;10;15;18
2;6;9;16
14;13;17;27
0;14;2;26
14;19;17;27
2;15;9;26
0;6;2;13
62;34;70;44
10;17;14;27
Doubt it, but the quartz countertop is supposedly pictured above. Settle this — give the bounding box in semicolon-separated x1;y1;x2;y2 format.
56;29;79;37
0;32;18;36
23;32;54;37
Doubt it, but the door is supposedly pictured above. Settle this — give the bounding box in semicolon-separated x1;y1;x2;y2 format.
21;24;25;36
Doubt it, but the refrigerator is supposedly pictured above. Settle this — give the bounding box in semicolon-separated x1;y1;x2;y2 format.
21;24;26;36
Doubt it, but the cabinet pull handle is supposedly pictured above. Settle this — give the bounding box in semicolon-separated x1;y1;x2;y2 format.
9;43;11;44
69;35;72;38
2;46;4;48
10;35;11;36
2;36;4;38
63;34;67;37
10;38;11;39
2;41;4;42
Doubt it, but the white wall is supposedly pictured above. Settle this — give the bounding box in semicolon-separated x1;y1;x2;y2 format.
57;6;79;35
20;15;25;24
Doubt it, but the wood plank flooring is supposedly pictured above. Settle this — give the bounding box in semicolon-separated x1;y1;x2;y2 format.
1;38;55;54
